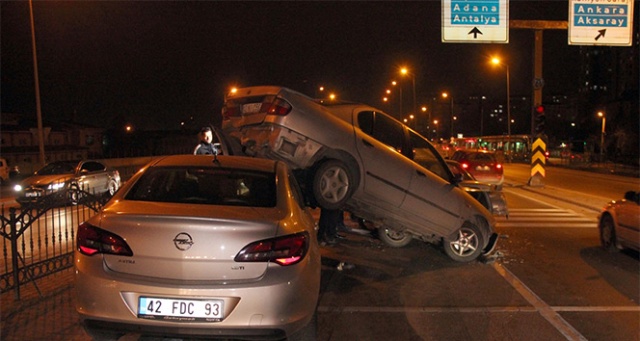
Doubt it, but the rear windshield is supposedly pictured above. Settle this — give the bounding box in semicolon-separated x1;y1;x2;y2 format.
125;166;276;207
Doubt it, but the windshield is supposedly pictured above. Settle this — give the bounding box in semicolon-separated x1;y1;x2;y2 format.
36;162;77;175
409;131;452;181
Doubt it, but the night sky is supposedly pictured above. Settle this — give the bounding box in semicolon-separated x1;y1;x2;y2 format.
2;1;580;131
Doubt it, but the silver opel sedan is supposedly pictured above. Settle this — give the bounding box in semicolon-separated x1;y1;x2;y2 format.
223;86;498;262
75;155;321;340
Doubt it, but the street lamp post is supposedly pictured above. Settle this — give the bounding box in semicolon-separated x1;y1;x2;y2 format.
491;57;511;157
422;106;428;135
29;0;46;167
392;81;402;119
598;111;606;162
442;92;454;138
401;68;417;121
433;119;439;139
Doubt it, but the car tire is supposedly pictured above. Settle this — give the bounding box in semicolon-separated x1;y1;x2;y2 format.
443;222;485;262
312;159;353;210
599;215;618;252
377;227;412;248
287;310;317;341
82;325;123;341
68;183;81;205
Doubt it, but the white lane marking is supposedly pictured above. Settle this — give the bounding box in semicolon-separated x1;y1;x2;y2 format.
496;207;597;229
492;262;588;341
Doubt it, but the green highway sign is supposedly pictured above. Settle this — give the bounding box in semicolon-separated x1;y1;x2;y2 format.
569;0;634;46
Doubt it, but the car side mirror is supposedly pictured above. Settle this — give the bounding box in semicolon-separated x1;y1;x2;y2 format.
452;172;464;184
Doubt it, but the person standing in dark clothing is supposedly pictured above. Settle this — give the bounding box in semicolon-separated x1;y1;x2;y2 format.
318;209;345;245
193;127;218;155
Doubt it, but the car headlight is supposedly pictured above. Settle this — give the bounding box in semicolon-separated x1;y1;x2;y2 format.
13;184;23;192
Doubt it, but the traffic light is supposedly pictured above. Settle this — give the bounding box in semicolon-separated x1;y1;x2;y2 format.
534;105;545;134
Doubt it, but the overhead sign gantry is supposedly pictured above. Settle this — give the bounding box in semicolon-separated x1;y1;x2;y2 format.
441;0;509;43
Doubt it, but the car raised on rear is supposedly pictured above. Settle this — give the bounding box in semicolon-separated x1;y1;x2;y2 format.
223;86;498;262
75;155;320;340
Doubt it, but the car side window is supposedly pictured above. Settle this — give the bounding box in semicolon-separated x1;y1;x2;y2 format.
357;111;404;152
409;131;451;181
81;161;105;173
357;111;374;135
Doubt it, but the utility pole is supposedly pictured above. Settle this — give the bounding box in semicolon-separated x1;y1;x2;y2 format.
510;20;568;187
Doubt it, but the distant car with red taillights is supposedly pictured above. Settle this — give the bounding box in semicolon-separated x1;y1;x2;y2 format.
450;150;504;187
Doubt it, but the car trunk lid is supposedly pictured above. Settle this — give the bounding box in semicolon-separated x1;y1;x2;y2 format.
101;202;283;282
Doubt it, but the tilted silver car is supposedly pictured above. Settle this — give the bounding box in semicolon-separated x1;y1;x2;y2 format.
223;86;498;262
75;155;321;340
14;160;121;206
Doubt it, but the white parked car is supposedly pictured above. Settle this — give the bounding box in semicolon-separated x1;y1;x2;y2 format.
75;155;320;340
598;191;640;253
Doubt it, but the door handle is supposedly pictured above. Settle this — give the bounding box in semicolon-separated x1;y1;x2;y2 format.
362;139;374;147
416;170;426;177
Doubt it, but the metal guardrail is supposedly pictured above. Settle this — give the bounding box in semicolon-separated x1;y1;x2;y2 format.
0;187;106;300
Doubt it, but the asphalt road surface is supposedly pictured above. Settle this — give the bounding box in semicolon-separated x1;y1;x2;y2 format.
1;164;638;340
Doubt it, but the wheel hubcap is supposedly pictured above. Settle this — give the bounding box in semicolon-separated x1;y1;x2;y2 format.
320;167;349;203
449;228;479;256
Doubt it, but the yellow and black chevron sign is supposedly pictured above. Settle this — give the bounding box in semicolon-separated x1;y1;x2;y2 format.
531;137;546;178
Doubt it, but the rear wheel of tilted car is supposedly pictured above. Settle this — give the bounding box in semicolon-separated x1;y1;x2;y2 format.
443;222;485;262
378;227;412;247
312;159;354;210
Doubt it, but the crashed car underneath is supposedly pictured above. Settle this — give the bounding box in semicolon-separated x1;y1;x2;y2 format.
222;86;499;262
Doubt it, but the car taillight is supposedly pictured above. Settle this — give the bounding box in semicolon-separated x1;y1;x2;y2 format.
495;163;502;170
221;105;240;121
460;162;469;169
77;222;133;257
265;98;292;116
234;232;309;266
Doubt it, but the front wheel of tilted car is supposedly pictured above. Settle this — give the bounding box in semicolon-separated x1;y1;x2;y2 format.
443;222;485;262
312;160;353;210
378;227;413;248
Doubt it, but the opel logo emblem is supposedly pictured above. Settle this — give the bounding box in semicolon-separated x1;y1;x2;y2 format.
173;232;194;251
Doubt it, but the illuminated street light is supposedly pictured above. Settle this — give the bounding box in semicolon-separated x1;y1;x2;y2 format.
491;57;511;137
401;67;417;122
598;111;606;162
422;106;429;135
491;56;511;159
433;119;439;139
442;92;454;138
391;80;402;118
